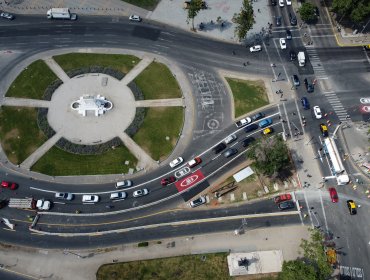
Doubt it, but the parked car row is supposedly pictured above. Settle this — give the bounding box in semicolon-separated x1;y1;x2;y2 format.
273;193;295;210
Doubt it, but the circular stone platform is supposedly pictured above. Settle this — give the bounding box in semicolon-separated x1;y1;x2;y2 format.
47;74;136;144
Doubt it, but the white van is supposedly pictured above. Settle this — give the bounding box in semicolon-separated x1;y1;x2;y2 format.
115;180;132;189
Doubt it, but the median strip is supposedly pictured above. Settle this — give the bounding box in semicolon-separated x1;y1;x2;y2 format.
29;211;300;237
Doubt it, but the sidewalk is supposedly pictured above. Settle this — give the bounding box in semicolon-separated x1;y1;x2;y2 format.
0;225;309;280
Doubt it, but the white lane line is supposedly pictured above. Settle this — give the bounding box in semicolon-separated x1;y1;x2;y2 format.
319;190;329;230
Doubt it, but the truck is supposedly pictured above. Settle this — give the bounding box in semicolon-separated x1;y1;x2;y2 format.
46;8;77;20
235;117;252;128
8;198;51;211
298;51;305;67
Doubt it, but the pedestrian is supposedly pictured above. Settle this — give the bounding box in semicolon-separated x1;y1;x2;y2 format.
258;9;260;13
280;93;283;98
243;62;247;67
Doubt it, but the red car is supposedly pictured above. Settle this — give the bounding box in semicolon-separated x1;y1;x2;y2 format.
1;181;18;190
329;187;338;203
274;193;292;204
188;157;202;168
161;176;176;186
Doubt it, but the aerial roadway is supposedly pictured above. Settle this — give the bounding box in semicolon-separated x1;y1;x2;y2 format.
0;9;370;279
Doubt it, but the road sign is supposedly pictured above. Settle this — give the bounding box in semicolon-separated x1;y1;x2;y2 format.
175;169;205;192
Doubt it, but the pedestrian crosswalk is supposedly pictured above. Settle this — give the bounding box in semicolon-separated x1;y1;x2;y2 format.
306;48;350;122
322;91;350;122
306;48;327;79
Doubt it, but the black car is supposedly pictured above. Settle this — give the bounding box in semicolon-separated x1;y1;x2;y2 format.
304;78;308;89
245;123;259;133
292;75;300;86
286;29;292;40
0;199;7;209
213;142;227;154
271;0;277;5
313;7;319;17
289;50;297;61
252;112;265;121
307;84;314;93
276;16;282;26
289;13;297;25
223;148;238;158
242;137;255;147
278;201;295;210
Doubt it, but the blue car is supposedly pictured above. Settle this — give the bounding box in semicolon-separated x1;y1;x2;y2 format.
259;118;272;128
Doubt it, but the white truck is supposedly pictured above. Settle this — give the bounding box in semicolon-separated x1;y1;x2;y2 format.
8;198;51;211
235;117;252;128
46;8;77;20
298;51;305;67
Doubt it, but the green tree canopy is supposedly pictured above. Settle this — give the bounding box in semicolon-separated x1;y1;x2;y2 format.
332;0;370;24
247;135;290;177
232;0;255;41
299;2;318;23
187;0;203;31
278;229;333;280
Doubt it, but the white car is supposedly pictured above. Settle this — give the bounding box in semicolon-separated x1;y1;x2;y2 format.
249;45;262;52
224;134;237;145
279;0;284;7
279;38;287;49
115;180;132;189
55;192;74;201
169;157;183;168
110;192;127;200
36;199;51;210
82;195;99;203
129;15;142;22
133;188;149;198
286;0;292;5
0;12;14;20
190;196;206;208
313;106;322;119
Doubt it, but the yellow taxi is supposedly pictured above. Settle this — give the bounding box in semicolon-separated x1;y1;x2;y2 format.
347;200;357;215
320;123;328;137
262;127;273;135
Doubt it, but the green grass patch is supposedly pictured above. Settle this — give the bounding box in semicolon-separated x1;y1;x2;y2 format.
226;78;269;118
0;107;47;164
31;145;137;176
121;0;160;10
5;60;59;99
53;53;140;74
133;107;183;161
134;62;182;99
96;253;231;280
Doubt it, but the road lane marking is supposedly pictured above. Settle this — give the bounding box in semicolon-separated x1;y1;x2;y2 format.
30;211;300;236
319;190;329;231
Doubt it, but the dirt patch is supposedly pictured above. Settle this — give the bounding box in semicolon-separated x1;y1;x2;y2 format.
3;128;20;140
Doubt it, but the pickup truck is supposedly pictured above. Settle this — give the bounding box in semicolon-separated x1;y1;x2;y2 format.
8;198;51;210
235;117;252;128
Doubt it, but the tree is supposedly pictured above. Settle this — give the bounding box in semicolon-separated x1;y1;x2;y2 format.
187;0;203;31
278;260;317;280
232;0;255;41
331;0;370;25
299;2;318;23
247;135;290;177
278;229;333;280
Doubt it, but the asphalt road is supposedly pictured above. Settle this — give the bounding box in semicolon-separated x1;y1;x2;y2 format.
1;12;370;279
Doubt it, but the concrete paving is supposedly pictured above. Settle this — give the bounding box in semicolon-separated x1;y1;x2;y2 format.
0;225;309;280
135;98;184;107
2;97;50;107
20;130;63;170
43;57;70;83
120;56;153;85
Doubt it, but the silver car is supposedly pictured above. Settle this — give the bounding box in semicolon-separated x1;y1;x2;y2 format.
133;188;149;198
55;192;74;201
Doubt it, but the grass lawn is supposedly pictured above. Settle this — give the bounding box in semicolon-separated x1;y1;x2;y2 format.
134;62;182;99
31;145;138;176
0;107;47;164
226;78;269;118
5;60;59;99
133;107;183;161
96;253;232;280
53;53;140;75
121;0;160;10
